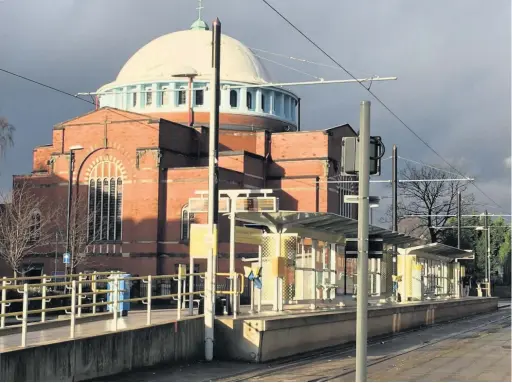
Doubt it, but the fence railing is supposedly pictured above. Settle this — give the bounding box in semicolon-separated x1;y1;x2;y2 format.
0;270;245;348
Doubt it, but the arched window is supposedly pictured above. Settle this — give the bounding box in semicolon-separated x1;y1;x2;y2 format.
261;93;267;112
87;161;123;242
195;89;204;106
181;204;191;241
29;210;41;241
161;87;169;105
247;91;253;110
145;88;152;106
132;91;137;107
230;90;238;108
178;88;187;105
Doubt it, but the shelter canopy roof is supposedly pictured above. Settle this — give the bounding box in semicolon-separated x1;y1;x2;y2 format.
235;211;419;246
399;243;474;260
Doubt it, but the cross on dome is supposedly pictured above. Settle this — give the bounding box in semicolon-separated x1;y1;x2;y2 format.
191;0;209;31
197;0;204;20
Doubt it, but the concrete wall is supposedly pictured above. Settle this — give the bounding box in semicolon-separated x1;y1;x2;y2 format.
215;297;498;363
0;318;204;381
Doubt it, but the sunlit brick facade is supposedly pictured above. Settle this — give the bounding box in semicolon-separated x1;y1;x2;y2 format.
3;22;358;277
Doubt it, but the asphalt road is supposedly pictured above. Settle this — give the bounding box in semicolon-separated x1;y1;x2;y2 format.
105;306;511;382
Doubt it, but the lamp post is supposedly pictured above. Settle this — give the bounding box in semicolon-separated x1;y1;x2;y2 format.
65;145;83;275
205;17;221;362
172;67;198;127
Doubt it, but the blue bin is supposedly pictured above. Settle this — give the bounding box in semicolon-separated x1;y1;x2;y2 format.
108;273;131;316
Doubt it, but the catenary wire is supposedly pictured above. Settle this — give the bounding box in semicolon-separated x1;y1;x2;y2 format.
0;65;500;213
397;155;471;179
259;0;505;211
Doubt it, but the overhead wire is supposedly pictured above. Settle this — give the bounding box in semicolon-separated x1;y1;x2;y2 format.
0;61;502;212
249;46;376;77
0;68;169;135
397;155;472;179
259;0;505;211
252;53;324;80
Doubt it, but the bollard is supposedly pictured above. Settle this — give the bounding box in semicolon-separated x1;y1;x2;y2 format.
258;245;262;313
188;259;194;316
177;268;182;321
113;275;119;331
92;274;97;315
1;277;7;328
41;274;47;323
70;280;76;339
78;273;83;317
249;278;254;314
233;273;238;320
146;275;152;325
21;283;28;347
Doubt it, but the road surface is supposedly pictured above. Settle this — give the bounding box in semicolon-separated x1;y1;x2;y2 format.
106;305;511;382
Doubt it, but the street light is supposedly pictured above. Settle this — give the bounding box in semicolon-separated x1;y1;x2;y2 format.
66;145;83;275
171;67;198;127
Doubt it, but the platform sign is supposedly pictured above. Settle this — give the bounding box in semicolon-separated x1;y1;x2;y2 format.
63;253;70;265
344;195;380;206
188;197;230;213
234;197;278;213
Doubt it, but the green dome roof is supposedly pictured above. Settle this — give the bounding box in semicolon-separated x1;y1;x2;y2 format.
190;18;209;31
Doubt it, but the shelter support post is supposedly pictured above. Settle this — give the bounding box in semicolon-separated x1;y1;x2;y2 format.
311;239;318;309
330;244;337;300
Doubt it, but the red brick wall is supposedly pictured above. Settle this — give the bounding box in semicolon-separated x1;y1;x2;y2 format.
6;107;356;278
270;131;328;160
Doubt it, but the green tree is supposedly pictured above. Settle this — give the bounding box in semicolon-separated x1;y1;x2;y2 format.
440;215;511;284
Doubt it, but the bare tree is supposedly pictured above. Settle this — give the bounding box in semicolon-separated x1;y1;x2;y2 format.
55;193;105;273
0;117;15;160
0;182;56;276
388;163;475;243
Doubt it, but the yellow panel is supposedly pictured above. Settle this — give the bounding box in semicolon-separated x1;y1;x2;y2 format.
190;224;218;259
271;257;286;278
235;226;263;245
405;255;414;299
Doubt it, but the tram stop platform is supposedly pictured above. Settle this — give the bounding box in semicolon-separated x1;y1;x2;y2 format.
214;296;499;363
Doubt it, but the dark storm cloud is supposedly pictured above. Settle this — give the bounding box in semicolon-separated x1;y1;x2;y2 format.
0;0;510;217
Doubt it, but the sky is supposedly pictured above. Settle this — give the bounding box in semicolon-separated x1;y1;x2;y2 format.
0;0;510;223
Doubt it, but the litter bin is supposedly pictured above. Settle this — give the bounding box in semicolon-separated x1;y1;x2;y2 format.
108;273;131;316
197;297;230;316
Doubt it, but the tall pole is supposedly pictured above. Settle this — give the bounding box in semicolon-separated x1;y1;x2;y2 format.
391;144;398;300
484;210;488;288
297;98;301;131
485;211;491;296
205;17;221;362
356;101;370;382
65;150;74;275
187;76;194;126
54;231;58;276
229;210;236;313
457;191;461;249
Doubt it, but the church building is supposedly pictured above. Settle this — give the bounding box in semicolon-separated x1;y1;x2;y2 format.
8;16;358;277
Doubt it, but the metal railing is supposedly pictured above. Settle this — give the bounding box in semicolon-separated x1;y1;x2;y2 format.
0;270;244;348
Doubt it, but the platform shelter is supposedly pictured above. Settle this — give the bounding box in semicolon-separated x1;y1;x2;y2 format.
397;243;474;301
235;211;418;311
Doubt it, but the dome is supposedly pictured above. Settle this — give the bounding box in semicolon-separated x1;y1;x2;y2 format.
99;29;272;90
